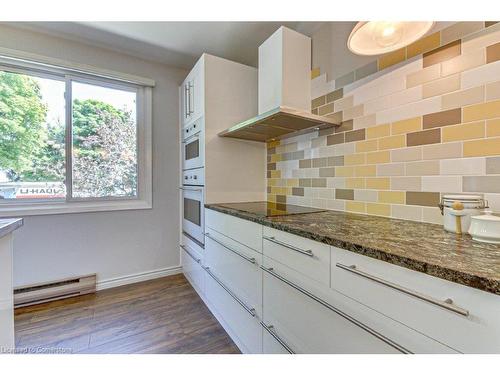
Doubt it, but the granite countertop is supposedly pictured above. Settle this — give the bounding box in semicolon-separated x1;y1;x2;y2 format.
0;218;23;238
205;202;500;295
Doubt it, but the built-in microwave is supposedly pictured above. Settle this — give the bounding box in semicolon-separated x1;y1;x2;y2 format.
182;118;204;171
181;168;205;245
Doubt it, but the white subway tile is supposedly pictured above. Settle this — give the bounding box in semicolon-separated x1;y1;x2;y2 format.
440;157;486;175
376;97;441;125
422;207;444;225
461;60;500;89
354;189;378;202
421;176;462;192
391;204;423;222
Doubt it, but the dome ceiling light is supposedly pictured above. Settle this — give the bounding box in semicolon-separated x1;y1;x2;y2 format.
347;21;435;56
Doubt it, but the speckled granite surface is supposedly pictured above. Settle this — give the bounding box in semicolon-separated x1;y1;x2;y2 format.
0;218;23;238
206;202;500;295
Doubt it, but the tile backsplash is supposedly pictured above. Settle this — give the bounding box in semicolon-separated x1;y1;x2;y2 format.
267;21;500;225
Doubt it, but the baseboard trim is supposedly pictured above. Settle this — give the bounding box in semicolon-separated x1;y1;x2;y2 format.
97;266;183;291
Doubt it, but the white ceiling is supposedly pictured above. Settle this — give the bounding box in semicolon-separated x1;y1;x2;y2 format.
8;21;325;70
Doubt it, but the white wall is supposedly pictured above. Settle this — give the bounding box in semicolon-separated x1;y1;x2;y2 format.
0;24;188;288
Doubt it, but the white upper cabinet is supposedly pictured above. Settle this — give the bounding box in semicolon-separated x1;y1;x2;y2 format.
181;59;204;126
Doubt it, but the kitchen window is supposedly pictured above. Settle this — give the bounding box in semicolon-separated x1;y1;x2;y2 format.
0;50;153;216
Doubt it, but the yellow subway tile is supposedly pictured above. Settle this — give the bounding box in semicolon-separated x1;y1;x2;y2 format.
270;187;280;194
378;48;406;70
391;117;422;135
367;123;391;139
463;137;500;157
267;140;281;148
267;194;276;202
270;153;282;162
407;32;441;58
344;153;366;165
487;118;500;137
378;191;405;204
268;178;278;187
270;170;281;178
366;202;391;217
378;134;406;150
355;165;377;177
366;150;391;164
366;177;390;190
346;201;366;213
346;178;366;189
442;121;485;142
356;139;378;152
286;178;299;187
311;67;320;79
463;100;500;122
336;166;355;177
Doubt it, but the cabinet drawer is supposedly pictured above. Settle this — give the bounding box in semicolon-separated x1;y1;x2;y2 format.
204;229;262;316
262;257;403;354
263;227;330;286
332;247;500;353
206;209;262;252
205;266;262;354
181;243;204;296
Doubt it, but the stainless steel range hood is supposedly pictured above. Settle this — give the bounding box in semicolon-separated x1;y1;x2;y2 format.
219;27;340;143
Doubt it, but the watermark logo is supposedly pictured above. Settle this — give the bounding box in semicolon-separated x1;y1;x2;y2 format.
0;346;72;354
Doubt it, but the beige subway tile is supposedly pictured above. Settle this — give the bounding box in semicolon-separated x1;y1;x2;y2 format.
423;40;462;68
406;191;441;207
366;123;390;139
422;142;462;160
378;48;406;70
312;95;326;109
441;157;486;175
327;88;344;103
423;74;461;98
356;139;378;153
441;51;485;77
354;189;378;202
391;176;422;191
334;120;354;134
366;203;391;216
391;117;422;135
366;150;391;164
391;204;423;222
355;165;377;177
346;177;366;189
391;146;423;162
345;201;366;213
441;22;485;45
335;166;355;177
343;104;364;121
378;134;406;150
353;114;377;129
334;96;354;112
441;86;485;110
461;58;500;89
463;176;500;193
486;81;500;101
407;32;441;58
366;177;390;190
345;129;366;143
463;137;500;156
378;191;405;204
406;64;441;88
442;121;485;142
463;99;500;122
422;207;444;224
312;178;327;187
462;22;500;53
421;176;462;192
344;153;366;166
487;118;500;137
405;160;441;176
319;167;336;177
377;163;405;176
487;157;500;174
318;102;335;116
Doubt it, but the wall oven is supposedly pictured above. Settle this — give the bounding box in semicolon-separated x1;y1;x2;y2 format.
182;117;204;171
181;168;205;245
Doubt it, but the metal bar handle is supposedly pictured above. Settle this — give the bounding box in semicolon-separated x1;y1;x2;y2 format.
179;186;203;192
182;133;199;144
180;244;201;264
261;266;412;354
260;322;295;354
336;263;469;317
205;233;256;265
184;84;190;118
204;266;256;317
263;236;314;257
188;81;194;115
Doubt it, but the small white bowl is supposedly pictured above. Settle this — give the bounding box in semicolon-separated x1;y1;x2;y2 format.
468;212;500;244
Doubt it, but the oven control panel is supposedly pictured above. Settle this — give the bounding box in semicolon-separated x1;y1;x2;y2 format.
182;168;204;186
182;117;203;141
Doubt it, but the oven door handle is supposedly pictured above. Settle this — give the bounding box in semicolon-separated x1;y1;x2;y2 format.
179;186;203;192
182;133;200;144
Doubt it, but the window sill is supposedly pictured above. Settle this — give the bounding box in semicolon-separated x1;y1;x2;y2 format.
0;199;152;218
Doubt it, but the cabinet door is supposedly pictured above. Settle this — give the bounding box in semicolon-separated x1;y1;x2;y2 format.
181;244;205;297
189;66;203;122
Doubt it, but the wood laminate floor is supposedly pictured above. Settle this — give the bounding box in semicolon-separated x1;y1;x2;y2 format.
14;274;240;354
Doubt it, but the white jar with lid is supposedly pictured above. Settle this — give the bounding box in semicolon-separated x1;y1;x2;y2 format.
439;194;487;233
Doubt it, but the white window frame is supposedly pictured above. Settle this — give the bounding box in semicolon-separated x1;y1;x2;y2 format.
0;49;153;217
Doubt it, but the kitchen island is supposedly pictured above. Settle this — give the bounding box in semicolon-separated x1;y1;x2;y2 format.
0;218;23;352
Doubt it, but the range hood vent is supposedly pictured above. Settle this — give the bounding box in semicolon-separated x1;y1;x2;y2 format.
218;26;340;143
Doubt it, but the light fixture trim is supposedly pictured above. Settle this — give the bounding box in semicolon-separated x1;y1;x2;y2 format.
347;21;435;56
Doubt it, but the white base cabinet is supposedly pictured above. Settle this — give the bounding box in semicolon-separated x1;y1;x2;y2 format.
0;234;14;350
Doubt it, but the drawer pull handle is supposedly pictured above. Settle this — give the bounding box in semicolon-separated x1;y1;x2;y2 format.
263;236;314;257
335;263;469;317
261;265;412;354
205;233;257;265
260;322;295;354
204;266;256;317
180;244;201;264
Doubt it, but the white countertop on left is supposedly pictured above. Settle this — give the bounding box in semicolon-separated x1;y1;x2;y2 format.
0;218;23;238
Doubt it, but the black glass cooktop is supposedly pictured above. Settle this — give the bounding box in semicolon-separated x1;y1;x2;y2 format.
217;201;326;217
